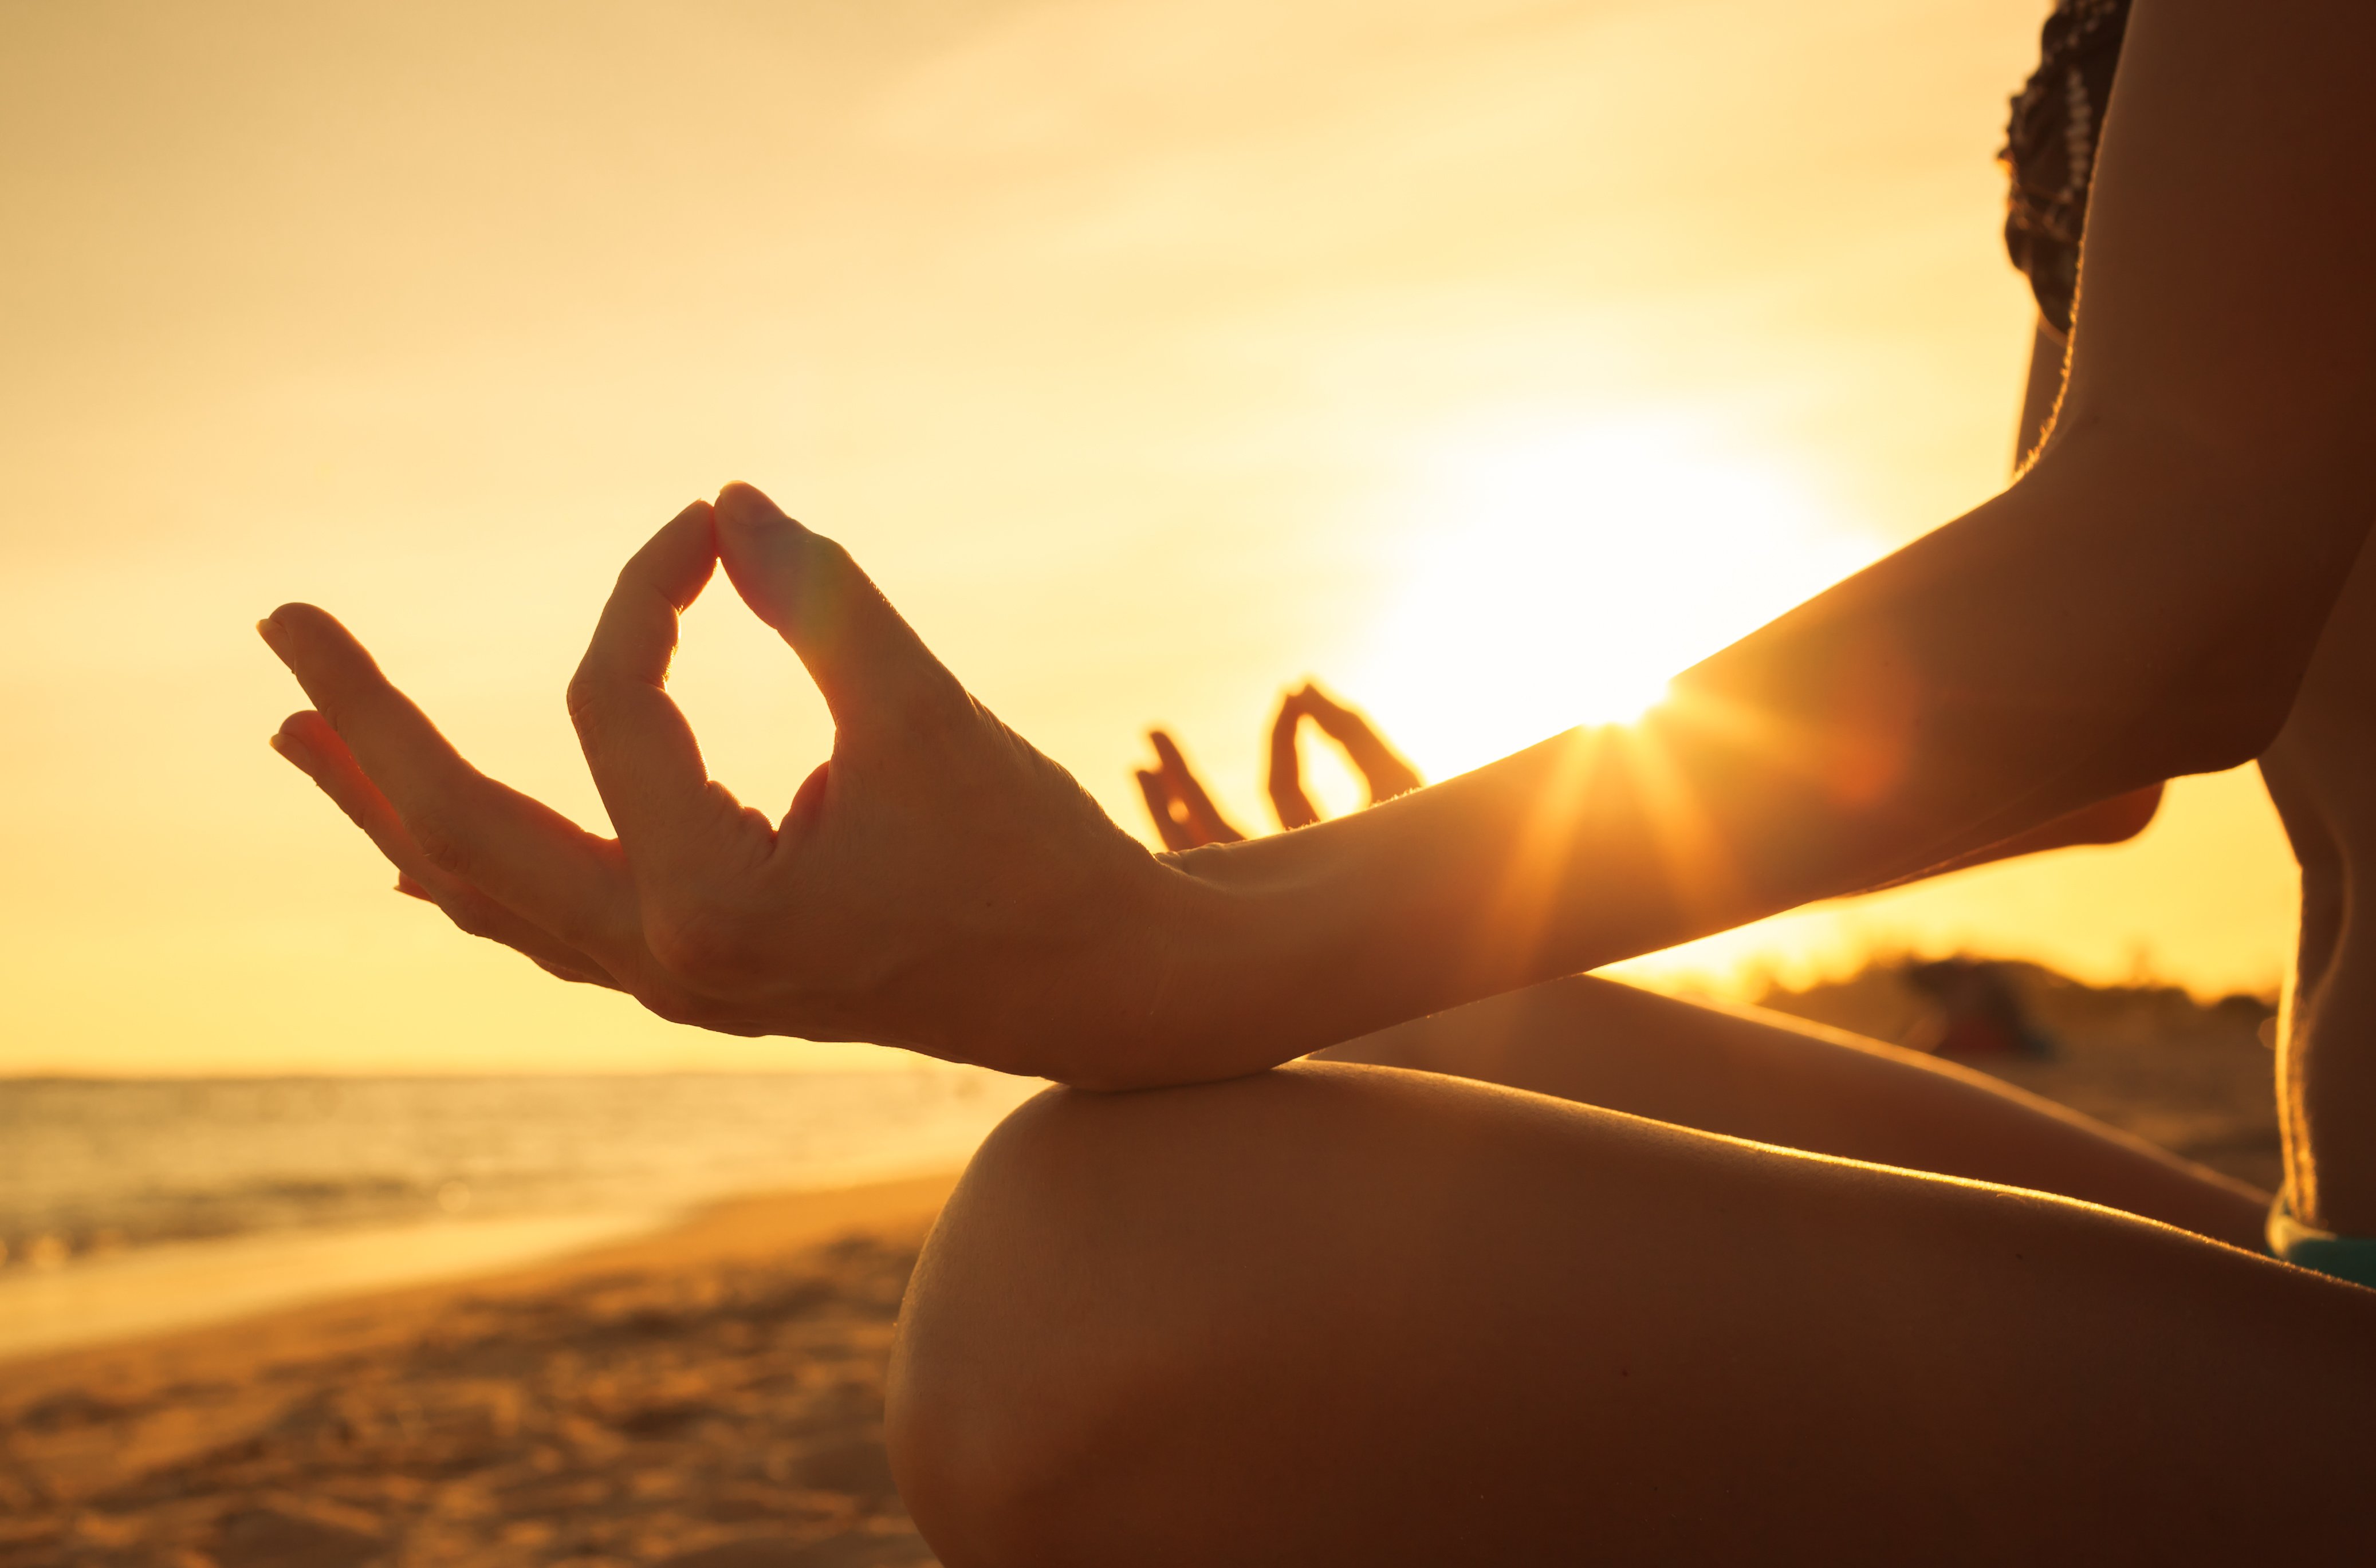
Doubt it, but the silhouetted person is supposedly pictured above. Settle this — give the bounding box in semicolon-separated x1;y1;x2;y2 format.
261;4;2376;1558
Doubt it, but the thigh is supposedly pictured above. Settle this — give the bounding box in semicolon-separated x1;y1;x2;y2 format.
1316;975;2267;1246
889;1063;2376;1568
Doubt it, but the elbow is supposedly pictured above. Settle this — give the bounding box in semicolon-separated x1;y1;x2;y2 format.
2125;606;2314;781
2019;409;2355;783
2067;781;2166;846
2145;669;2298;779
2099;779;2164;843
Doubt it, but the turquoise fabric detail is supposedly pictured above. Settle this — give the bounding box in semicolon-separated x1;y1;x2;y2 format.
2266;1195;2376;1290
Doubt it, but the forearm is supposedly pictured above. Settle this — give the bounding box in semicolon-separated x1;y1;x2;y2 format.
1134;425;2361;1082
1107;1;2376;1089
1852;782;2163;894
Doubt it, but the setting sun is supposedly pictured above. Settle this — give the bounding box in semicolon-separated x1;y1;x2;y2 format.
1351;412;1879;775
4;4;2361;1554
0;0;2303;1076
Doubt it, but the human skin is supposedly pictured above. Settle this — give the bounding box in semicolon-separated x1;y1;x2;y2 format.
259;2;2376;1094
2259;541;2376;1234
1312;972;2272;1243
887;1065;2376;1566
884;5;2376;1558
2007;298;2376;1242
1118;0;2376;1084
1136;655;2258;1252
1134;681;1423;848
261;5;2376;1555
2015;254;2376;1242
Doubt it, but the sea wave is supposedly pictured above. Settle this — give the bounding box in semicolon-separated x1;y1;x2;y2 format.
0;1070;1039;1271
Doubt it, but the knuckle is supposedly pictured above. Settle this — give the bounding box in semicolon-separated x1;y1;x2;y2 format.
887;671;978;748
645;904;760;991
813;534;859;577
404;805;478;878
563;671;604;731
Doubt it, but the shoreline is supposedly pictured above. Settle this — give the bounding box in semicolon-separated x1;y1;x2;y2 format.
1;1171;962;1390
0;1206;680;1365
3;1173;962;1567
0;1154;993;1368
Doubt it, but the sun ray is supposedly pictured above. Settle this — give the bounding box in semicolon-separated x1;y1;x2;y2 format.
1348;409;1883;785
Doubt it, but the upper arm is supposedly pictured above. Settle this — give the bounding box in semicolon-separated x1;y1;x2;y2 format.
2056;3;2376;472
1884;6;2376;772
2027;2;2376;769
1654;7;2376;900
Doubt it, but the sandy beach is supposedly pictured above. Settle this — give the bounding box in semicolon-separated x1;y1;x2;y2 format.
0;967;2285;1567
0;1176;958;1568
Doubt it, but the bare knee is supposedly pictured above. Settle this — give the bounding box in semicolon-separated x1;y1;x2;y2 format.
895;1066;2371;1567
883;1062;1597;1564
885;1081;1217;1565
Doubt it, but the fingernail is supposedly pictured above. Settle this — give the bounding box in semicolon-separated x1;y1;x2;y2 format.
268;732;314;770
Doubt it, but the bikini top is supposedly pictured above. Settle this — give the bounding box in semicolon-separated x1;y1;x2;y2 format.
2000;0;2131;336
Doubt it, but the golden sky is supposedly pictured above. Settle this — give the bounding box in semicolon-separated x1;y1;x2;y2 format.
0;0;2299;1075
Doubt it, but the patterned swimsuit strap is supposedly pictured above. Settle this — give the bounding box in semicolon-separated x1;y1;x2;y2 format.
1999;0;2133;336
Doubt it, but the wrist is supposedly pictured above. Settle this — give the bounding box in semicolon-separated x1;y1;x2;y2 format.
1033;842;1291;1091
1130;834;1383;1085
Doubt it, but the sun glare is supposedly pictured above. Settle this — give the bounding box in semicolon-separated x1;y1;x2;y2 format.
1349;413;1879;779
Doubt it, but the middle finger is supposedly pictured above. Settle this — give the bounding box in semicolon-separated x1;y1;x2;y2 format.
258;605;638;960
273;712;626;985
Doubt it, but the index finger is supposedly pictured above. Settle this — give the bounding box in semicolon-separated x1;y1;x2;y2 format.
566;500;747;889
1266;692;1321;830
1296;684;1424;802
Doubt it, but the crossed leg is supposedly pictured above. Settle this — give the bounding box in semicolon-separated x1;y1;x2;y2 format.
1312;975;2269;1246
888;985;2375;1566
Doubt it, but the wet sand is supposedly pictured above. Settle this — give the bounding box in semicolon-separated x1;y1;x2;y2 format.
0;1209;681;1364
0;1176;958;1568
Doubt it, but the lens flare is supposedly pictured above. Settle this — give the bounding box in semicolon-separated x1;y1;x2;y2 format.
1350;411;1881;778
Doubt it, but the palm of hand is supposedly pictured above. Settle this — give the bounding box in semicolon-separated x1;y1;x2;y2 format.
261;485;1169;1079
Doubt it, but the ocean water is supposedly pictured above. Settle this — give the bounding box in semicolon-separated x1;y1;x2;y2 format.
0;1070;1044;1356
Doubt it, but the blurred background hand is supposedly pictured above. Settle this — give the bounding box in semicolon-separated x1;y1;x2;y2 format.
1136;683;1425;850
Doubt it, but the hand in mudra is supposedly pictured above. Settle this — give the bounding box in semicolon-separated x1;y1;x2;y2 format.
1136;683;1423;851
259;485;1171;1081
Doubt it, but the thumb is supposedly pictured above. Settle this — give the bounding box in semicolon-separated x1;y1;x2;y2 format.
713;482;961;725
